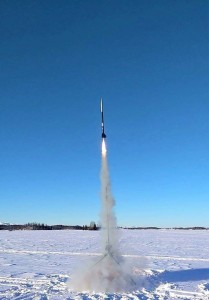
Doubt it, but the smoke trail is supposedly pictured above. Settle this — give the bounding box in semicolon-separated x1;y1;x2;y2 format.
100;138;118;255
69;139;136;293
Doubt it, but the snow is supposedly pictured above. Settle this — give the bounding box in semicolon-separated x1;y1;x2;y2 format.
0;229;209;299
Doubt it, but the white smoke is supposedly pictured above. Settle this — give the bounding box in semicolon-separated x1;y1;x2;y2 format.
69;139;137;293
100;149;118;255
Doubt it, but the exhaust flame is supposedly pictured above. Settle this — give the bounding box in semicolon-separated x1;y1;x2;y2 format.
102;138;107;157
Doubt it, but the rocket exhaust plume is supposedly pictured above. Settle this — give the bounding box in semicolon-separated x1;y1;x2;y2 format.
100;138;118;257
69;100;136;293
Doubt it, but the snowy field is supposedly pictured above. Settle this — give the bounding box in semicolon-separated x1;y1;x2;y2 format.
0;229;209;299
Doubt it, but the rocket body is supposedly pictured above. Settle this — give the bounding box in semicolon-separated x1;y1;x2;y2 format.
101;99;106;138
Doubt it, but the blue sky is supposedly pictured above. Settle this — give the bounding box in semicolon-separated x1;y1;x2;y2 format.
0;0;209;227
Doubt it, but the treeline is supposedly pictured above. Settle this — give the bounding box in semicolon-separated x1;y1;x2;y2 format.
1;224;208;231
123;227;160;230
25;223;53;230
173;227;208;230
122;226;209;230
0;222;98;231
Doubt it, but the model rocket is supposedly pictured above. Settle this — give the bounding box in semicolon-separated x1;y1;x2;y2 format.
101;98;106;139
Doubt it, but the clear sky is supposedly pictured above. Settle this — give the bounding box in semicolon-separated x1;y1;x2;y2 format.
1;0;209;227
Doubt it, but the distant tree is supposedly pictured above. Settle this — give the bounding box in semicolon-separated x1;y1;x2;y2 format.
89;221;97;230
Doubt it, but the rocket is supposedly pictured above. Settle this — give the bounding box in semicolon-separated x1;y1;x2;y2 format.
101;98;106;139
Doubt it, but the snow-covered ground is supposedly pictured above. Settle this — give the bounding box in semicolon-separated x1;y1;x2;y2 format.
0;229;209;299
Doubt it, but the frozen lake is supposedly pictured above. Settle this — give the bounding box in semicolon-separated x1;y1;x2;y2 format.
0;229;209;299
